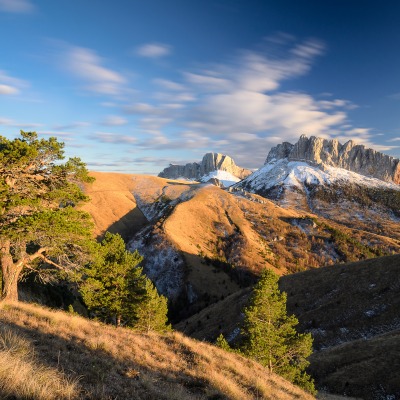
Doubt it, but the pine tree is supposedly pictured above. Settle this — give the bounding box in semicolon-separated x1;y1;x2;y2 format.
0;131;94;301
240;269;316;394
215;333;231;352
80;232;170;332
80;232;146;327
133;278;171;333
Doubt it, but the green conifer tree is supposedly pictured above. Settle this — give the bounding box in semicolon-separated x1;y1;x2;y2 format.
80;232;170;332
0;131;94;301
215;333;231;352
80;232;146;327
133;278;171;333
240;269;316;394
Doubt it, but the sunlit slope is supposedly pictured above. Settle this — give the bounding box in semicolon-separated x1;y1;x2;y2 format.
0;301;314;400
80;172;192;238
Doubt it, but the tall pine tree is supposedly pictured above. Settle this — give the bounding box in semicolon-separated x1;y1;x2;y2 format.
0;131;94;301
80;232;170;332
133;278;170;333
240;269;315;394
80;232;145;327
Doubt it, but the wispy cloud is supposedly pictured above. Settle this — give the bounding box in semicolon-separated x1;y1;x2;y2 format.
124;36;385;168
388;92;400;101
89;131;137;144
153;78;185;91
52;121;90;131
0;70;28;95
62;45;127;96
102;115;128;126
0;0;34;13
136;43;172;58
0;116;41;128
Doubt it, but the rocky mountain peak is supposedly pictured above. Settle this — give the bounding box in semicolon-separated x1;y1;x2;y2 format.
266;135;400;184
158;152;252;182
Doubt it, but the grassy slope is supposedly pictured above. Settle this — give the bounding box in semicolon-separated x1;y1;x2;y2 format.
175;254;400;399
0;301;314;400
83;173;400;273
80;172;148;239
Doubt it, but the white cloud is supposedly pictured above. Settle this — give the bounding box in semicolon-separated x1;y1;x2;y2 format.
126;36;385;168
0;70;27;95
184;72;231;91
0;0;34;13
124;102;161;115
63;45;127;96
90;132;137;144
0;117;13;125
0;116;41;128
102;115;128;126
53;121;90;130
153;78;185;91
136;43;171;58
0;84;18;95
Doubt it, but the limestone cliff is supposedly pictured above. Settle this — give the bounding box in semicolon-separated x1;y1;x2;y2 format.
266;135;400;184
158;153;252;181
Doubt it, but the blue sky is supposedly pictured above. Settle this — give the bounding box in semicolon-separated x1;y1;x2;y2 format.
1;0;400;173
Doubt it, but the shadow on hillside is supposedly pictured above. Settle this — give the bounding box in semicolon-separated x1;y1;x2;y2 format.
100;207;148;241
1;320;224;399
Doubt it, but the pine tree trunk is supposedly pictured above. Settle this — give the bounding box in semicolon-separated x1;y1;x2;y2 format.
0;240;21;302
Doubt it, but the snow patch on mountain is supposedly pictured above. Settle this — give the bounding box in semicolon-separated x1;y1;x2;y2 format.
200;170;241;187
242;159;400;192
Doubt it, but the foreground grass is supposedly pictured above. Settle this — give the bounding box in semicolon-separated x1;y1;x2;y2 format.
0;326;78;399
0;301;314;400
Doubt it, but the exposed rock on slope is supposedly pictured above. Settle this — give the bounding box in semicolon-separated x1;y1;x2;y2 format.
267;134;400;184
158;152;252;184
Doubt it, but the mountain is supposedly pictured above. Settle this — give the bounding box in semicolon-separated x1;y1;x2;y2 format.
266;134;400;183
158;152;252;186
237;135;400;237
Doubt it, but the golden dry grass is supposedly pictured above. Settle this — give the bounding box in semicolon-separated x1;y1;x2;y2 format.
80;172;196;239
0;301;314;400
0;326;78;399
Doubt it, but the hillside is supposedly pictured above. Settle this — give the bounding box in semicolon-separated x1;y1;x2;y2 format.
80;172;400;321
0;301;314;400
176;254;400;399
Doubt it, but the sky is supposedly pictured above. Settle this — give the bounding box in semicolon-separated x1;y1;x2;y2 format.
1;0;400;174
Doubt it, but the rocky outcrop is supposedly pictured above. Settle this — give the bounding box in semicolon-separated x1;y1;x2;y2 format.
266;135;400;184
158;153;252;181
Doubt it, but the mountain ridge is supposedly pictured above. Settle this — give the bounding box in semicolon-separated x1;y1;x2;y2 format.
266;134;400;184
158;152;252;184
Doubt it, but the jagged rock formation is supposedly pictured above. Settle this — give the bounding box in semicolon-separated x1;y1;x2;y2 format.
266;135;400;184
158;152;252;181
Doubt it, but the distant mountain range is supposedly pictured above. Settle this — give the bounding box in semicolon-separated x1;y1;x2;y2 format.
158;152;252;186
